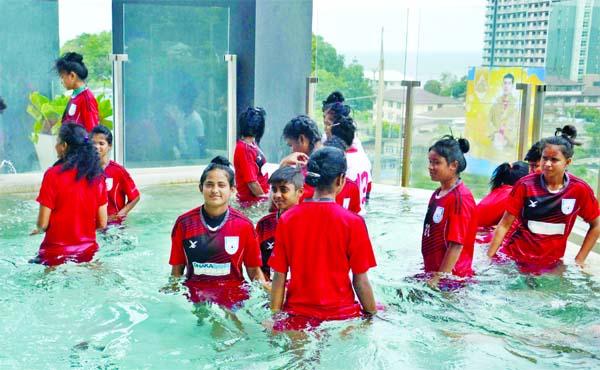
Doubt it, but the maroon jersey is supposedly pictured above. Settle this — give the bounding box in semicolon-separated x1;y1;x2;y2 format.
103;160;139;220
169;206;262;283
502;172;600;266
256;211;278;278
233;140;269;203
422;181;477;277
61;87;99;132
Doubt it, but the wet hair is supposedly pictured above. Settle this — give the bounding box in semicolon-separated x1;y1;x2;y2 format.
268;165;304;190
524;140;543;162
0;97;6;113
282;115;321;152
542;125;581;159
238;107;266;144
58;123;102;182
489;161;528;191
330;115;356;147
90;125;113;145
305;147;347;190
503;73;514;83
324;135;349;152
428;135;470;174
55;52;88;80
200;156;235;187
322;91;351;117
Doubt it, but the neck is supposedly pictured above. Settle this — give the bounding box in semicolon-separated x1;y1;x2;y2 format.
242;136;255;144
73;81;85;90
440;177;459;191
203;204;228;218
101;156;109;168
314;189;336;200
544;172;565;189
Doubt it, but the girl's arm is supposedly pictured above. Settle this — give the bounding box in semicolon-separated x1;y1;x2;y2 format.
247;182;266;197
171;264;185;277
270;271;286;314
352;272;377;316
279;152;309;167
112;195;141;221
428;242;463;287
246;266;266;282
30;205;52;235
575;216;600;268
487;211;516;258
97;204;108;229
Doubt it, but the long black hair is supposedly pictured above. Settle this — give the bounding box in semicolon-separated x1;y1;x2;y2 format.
429;135;470;175
524;140;543;163
55;52;88;80
330;115;356;147
238;107;266;144
489;161;528;190
542;124;581;159
200;156;235;187
305;147;347;191
282;115;321;153
58;123;102;182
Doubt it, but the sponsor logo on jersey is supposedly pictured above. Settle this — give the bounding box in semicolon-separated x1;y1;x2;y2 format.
432;206;444;223
188;240;197;249
267;241;274;250
224;236;239;255
105;177;113;191
528;200;538;208
192;262;230;276
68;103;77;116
561;199;576;215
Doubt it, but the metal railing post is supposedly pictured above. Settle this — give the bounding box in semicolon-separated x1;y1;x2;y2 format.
532;84;546;144
225;54;237;163
109;53;128;164
401;80;420;188
306;77;318;118
516;82;532;161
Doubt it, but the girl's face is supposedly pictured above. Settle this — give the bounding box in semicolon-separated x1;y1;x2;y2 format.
270;181;303;212
55;137;67;159
59;71;78;90
286;135;310;155
428;150;458;183
200;169;234;209
541;144;571;179
323;110;334;140
91;133;111;160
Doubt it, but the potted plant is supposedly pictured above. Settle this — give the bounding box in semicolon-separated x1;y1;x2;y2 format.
27;91;113;170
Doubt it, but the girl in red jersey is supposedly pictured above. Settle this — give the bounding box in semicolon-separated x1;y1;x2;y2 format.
233;107;269;206
269;147;377;331
56;52;99;132
488;126;600;273
422;135;477;288
30;123;107;266
256;166;304;280
169;156;265;309
476;161;528;244
91;125;140;225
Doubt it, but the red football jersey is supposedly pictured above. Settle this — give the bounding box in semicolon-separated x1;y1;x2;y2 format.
335;178;361;214
477;184;512;228
104;160;139;218
169;206;262;283
502;172;600;265
256;211;278;278
36;165;107;253
268;200;377;320
61;88;99;132
233;140;269;203
421;181;477;277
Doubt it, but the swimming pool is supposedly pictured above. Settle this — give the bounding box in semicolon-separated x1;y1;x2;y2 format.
1;183;599;369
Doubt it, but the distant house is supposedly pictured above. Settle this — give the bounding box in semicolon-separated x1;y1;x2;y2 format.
545;74;600;112
373;87;462;124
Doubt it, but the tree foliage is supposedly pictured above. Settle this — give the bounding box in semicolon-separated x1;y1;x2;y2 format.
425;73;467;98
424;80;442;95
61;31;112;82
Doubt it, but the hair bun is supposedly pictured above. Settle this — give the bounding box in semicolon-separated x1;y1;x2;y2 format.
458;138;470;154
210;155;231;167
323;91;345;105
65;52;84;64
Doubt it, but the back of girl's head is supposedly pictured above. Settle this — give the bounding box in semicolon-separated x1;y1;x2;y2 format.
269;165;304;190
0;97;6;113
90;125;113;145
543;124;581;159
330;115;356;147
55;52;88;80
200;156;235;187
324;135;349;152
429;135;470;174
322;91;351;116
59;123;102;182
524;140;543;162
238;107;266;143
282;115;321;151
305;147;347;190
489;161;528;190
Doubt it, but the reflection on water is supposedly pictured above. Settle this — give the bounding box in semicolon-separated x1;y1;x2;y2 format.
0;184;599;369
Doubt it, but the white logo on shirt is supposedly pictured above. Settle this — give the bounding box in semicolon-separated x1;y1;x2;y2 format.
188;240;197;249
342;198;350;209
68;103;77;116
528;200;538;208
561;199;576;215
432;206;444;223
267;241;274;250
105;177;113;191
192;262;230;276
224;236;239;255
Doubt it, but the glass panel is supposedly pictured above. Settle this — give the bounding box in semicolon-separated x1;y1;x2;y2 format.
0;0;59;173
122;3;229;168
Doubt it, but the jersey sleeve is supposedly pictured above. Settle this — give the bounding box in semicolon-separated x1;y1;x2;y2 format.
578;183;600;223
121;168;140;202
506;180;526;217
82;93;99;132
242;223;262;268
446;193;474;246
348;217;376;274
268;217;289;273
234;143;258;183
169;219;186;266
97;177;108;207
36;169;57;209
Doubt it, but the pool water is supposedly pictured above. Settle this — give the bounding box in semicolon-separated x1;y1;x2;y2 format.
1;183;599;369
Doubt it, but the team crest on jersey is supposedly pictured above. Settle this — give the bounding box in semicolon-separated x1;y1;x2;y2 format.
432;206;444;223
68;103;77;116
561;199;576;215
105;177;113;191
224;236;239;255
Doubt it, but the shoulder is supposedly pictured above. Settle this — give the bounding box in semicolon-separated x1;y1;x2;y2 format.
257;212;277;227
106;160;128;174
567;173;595;194
175;206;201;225
228;207;254;227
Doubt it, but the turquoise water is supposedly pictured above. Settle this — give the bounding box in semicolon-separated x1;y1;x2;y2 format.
1;183;599;369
